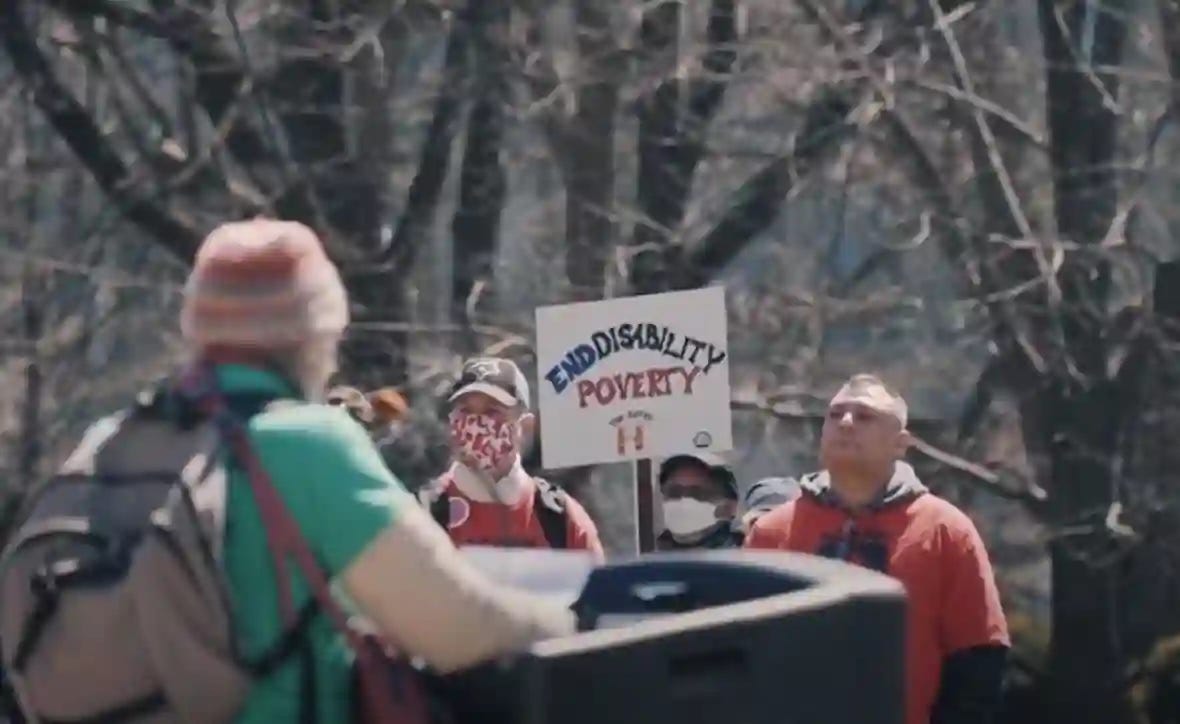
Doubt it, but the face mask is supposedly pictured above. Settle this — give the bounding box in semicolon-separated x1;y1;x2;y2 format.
449;411;517;475
662;498;720;537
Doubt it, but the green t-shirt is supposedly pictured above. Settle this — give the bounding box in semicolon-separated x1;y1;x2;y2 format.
215;365;412;724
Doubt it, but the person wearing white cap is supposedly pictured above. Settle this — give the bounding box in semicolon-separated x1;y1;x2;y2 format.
419;357;605;561
746;373;1009;724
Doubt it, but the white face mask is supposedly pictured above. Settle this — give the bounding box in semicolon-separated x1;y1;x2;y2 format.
662;499;719;537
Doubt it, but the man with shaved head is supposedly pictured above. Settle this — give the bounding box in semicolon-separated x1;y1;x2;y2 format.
746;374;1009;724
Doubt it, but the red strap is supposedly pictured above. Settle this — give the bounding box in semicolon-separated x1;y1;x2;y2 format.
178;365;428;723
227;418;429;721
178;365;385;652
222;424;363;642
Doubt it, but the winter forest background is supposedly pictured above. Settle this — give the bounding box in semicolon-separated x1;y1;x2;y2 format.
1;0;1180;721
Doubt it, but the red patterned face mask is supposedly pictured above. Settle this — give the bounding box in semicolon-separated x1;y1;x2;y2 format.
449;411;518;474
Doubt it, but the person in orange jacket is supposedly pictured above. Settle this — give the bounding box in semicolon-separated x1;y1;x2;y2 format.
746;374;1009;724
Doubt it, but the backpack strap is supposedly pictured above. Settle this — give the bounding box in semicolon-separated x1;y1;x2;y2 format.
417;477;452;531
430;493;450;530
138;379;322;681
177;365;429;722
419;471;567;548
533;478;568;550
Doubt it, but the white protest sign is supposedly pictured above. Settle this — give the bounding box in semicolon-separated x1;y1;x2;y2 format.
535;287;732;469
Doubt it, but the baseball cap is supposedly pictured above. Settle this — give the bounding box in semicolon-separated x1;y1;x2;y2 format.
658;452;738;500
448;357;531;410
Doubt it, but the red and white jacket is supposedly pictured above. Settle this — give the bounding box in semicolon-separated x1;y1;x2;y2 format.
418;460;605;562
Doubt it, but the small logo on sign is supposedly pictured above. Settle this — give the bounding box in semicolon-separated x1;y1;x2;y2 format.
693;431;712;448
616;423;646;455
609;410;655;456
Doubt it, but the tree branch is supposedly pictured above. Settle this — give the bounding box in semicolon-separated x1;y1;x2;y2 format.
1;2;201;262
53;0;286;194
678;0;914;290
798;0;1058;387
562;0;621;299
908;435;1047;512
680;89;858;288
632;0;731;294
451;0;509;339
630;0;683;293
927;0;1036;243
909;77;1045;149
631;0;740;293
44;0;176;42
375;10;469;272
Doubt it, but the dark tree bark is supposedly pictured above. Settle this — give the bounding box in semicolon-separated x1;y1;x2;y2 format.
451;0;509;351
562;0;620;301
629;1;682;294
0;1;202;261
630;0;738;293
676;0;915;292
682;90;856;289
1036;2;1132;721
1161;0;1180;99
344;7;470;385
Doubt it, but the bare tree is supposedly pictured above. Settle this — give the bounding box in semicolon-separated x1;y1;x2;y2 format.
6;2;1180;720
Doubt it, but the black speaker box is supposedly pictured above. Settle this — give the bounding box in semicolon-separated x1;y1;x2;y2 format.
433;550;906;724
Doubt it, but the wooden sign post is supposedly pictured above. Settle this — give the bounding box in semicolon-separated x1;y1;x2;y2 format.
635;458;655;553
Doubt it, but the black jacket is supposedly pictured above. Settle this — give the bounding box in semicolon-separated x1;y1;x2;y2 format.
656;522;743;551
930;645;1008;724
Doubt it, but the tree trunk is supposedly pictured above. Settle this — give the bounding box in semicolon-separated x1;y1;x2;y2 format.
1161;0;1180;99
1041;381;1129;723
563;0;620;302
451;0;508;353
684;90;855;287
1037;1;1132;721
630;0;738;293
350;8;469;385
629;1;682;294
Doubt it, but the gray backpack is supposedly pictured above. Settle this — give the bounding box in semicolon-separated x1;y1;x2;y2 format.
0;388;273;723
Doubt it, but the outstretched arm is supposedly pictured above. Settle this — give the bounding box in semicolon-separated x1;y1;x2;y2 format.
342;507;576;673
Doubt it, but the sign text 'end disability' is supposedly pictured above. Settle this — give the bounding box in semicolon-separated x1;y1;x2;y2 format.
544;323;727;395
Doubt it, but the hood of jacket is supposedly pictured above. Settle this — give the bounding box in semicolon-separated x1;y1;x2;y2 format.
798;461;927;511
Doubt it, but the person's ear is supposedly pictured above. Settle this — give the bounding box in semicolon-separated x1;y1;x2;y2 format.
716;499;738;519
895;428;914;457
518;411;537;446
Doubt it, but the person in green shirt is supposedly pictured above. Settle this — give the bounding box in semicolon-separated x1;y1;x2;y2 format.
180;219;574;723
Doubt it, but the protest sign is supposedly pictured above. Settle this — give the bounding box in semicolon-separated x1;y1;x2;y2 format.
535;286;733;468
535;287;733;553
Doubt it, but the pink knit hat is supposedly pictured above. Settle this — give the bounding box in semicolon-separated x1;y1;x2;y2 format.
180;219;349;349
